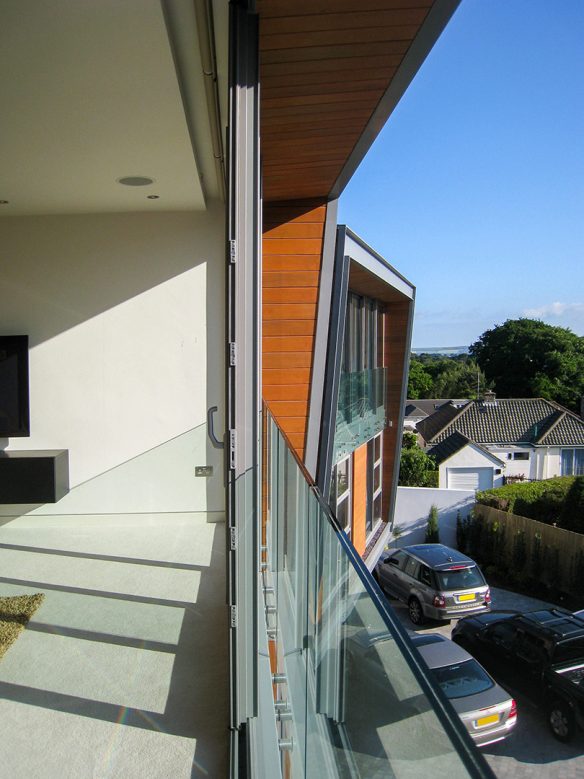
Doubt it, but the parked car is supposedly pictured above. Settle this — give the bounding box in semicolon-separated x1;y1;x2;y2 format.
344;628;516;747
452;608;584;742
411;633;517;747
375;544;491;624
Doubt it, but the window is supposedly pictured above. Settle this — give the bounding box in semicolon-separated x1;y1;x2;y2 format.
342;293;386;373
515;632;548;666
367;432;383;535
334;456;352;533
387;549;407;569
513;452;529;461
404;556;419;579
419;566;433;587
561;449;584;476
487;622;518;652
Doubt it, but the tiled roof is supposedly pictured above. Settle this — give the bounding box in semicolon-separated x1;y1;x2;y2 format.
416;402;467;443
404;403;427;419
539;413;584;446
418;398;584;447
428;432;506;466
405;399;465;418
427;432;470;465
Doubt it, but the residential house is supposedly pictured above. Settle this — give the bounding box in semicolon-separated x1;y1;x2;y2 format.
0;2;493;778
418;393;584;490
403;398;467;431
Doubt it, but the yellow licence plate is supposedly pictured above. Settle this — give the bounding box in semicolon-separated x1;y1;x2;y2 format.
458;593;475;602
476;714;499;728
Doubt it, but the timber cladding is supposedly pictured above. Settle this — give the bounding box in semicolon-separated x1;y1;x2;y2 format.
382;301;412;523
352;443;368;556
256;0;433;201
262;199;328;460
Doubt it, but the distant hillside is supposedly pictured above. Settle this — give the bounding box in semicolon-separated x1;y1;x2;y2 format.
411;346;468;356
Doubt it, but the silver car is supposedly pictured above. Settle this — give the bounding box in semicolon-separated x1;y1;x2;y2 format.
376;543;491;624
411;633;517;747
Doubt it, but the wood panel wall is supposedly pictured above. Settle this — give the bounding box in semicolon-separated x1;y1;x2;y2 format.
352;443;368;556
256;0;433;201
382;300;412;523
262;199;328;460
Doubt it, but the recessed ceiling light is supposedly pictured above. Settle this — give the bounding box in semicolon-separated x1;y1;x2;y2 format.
147;195;160;200
117;176;155;187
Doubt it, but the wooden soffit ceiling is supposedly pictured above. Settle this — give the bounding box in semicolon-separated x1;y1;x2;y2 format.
257;0;459;203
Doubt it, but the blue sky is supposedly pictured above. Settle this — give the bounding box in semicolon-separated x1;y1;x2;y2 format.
338;0;584;349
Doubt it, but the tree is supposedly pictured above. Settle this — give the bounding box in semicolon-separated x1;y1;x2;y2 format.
408;353;487;400
402;431;418;449
469;319;584;412
407;359;433;399
398;445;436;487
425;504;440;543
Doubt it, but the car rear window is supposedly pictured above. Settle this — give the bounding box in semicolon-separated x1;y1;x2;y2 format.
432;659;494;699
436;566;485;590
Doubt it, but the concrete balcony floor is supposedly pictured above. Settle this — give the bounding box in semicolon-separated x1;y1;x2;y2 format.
0;511;228;778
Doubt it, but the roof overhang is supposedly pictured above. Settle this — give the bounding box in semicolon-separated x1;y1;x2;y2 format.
343;227;415;303
257;0;461;202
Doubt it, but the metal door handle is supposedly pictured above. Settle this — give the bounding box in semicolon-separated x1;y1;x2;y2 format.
207;406;224;449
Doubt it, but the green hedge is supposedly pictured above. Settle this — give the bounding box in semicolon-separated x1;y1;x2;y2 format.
476;476;576;527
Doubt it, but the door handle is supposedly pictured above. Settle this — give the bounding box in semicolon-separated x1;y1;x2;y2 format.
207;406;224;449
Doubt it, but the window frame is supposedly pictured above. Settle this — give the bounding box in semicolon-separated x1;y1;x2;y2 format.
334;454;352;534
561;448;584;476
366;431;383;538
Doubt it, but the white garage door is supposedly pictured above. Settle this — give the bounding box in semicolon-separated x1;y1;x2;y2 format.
447;467;493;491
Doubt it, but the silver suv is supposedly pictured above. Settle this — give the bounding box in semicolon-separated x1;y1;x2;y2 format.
376;544;491;625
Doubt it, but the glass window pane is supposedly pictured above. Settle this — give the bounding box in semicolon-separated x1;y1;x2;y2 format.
575;450;584;476
374;433;382;462
374;463;381;492
562;449;573;476
336;496;350;531
373;493;382;523
336;458;350;498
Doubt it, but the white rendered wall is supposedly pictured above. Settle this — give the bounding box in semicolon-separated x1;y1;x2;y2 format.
487;446;536;480
393;487;475;548
0;208;225;515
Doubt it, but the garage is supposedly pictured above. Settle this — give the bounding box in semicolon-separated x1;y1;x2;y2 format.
447;467;493;491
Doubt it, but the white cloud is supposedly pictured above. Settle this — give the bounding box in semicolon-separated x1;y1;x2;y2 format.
522;302;584;318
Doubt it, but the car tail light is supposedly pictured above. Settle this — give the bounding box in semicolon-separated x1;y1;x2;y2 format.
509;699;517;721
484;588;491;604
433;594;446;608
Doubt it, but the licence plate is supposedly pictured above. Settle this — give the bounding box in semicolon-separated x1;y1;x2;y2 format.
458;593;475;602
476;713;499;728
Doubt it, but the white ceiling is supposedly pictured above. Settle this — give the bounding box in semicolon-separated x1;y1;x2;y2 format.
0;0;226;216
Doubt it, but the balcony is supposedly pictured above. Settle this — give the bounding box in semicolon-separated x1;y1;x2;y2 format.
0;422;228;778
334;367;387;461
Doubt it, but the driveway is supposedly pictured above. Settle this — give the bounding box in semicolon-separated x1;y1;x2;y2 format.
386;587;584;778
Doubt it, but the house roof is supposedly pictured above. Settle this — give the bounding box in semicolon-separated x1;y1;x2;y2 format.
427;431;506;466
405;399;464;419
416;401;467;442
417;397;584;447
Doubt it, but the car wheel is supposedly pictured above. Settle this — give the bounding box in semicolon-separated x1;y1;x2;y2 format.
548;699;575;742
408;596;425;625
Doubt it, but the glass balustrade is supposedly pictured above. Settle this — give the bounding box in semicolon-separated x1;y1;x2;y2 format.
261;406;495;779
334;367;387;461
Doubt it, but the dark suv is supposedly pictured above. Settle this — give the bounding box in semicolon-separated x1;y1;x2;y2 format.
375;544;491;624
452;608;584;741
